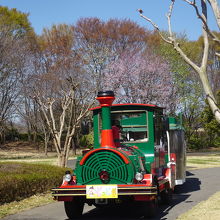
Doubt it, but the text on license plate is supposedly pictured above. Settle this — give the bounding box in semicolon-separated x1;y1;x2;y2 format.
86;185;118;199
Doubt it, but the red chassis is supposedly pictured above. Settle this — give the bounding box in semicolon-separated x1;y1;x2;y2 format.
52;173;172;202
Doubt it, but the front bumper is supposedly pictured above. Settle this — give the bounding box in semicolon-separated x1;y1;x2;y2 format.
52;184;157;198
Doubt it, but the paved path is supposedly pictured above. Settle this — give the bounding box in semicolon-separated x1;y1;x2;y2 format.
2;167;220;220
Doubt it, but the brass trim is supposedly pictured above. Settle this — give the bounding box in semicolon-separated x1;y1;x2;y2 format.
52;192;157;197
51;186;157;191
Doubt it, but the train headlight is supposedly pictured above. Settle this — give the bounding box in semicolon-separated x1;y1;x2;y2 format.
135;172;144;181
63;171;72;182
63;174;72;182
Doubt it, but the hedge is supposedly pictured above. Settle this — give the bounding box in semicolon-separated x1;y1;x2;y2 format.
0;162;70;204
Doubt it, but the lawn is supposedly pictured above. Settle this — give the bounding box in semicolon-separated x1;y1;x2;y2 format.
177;191;220;220
187;154;220;169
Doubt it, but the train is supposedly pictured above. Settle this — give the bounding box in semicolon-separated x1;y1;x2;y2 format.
52;91;186;218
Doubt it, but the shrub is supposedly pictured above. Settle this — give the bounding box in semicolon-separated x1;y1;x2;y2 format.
5;128;20;142
0;162;70;204
79;133;94;148
18;133;29;141
187;134;204;150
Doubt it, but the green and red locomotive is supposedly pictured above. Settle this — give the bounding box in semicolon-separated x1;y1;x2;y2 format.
52;91;186;218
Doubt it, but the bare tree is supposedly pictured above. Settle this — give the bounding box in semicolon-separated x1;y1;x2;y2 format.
26;24;95;166
138;0;220;123
0;26;28;142
75;18;148;94
32;72;94;167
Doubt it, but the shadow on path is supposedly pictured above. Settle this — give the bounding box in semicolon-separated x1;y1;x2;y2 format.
65;170;201;220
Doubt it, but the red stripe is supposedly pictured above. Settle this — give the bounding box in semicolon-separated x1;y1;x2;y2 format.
89;103;162;111
79;147;130;165
56;183;155;189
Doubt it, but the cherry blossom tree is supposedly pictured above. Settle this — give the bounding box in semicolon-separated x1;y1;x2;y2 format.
103;50;177;111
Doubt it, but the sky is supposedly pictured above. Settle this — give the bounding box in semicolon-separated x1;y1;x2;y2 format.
0;0;219;41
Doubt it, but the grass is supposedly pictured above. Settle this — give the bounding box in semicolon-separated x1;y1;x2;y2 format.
0;157;61;166
182;155;220;219
177;191;220;220
0;192;54;218
187;154;220;169
0;143;78;166
0;156;77;167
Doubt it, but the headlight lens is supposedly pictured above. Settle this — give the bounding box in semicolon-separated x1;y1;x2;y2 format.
63;174;72;182
135;172;144;181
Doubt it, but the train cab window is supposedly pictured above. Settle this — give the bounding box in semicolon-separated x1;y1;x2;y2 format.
154;112;163;145
111;111;148;143
154;111;168;151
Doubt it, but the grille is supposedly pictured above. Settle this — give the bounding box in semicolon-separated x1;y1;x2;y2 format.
77;150;134;185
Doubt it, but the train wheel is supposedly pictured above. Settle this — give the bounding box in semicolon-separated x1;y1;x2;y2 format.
161;188;173;205
64;197;84;219
143;199;158;218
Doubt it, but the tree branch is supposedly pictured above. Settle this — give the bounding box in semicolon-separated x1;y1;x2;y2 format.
201;0;209;72
208;0;220;29
138;10;172;44
184;0;220;44
138;0;220;123
166;0;175;39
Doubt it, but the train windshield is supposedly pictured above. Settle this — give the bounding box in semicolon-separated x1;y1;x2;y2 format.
111;111;148;143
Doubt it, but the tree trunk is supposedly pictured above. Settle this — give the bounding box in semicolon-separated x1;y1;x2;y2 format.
0;127;6;144
33;131;37;143
208;0;220;29
44;136;49;156
199;69;220;123
26;121;32;142
58;153;67;167
207;96;220;123
72;137;77;156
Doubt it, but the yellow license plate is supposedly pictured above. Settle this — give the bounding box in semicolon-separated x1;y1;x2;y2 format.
86;185;118;199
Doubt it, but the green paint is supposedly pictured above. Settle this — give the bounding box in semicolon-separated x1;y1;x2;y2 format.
93;113;100;148
75;150;135;185
101;106;111;130
121;113;146;126
165;154;169;164
169;116;184;130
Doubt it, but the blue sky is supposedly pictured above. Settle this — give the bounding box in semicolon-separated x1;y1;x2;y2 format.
1;0;219;40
